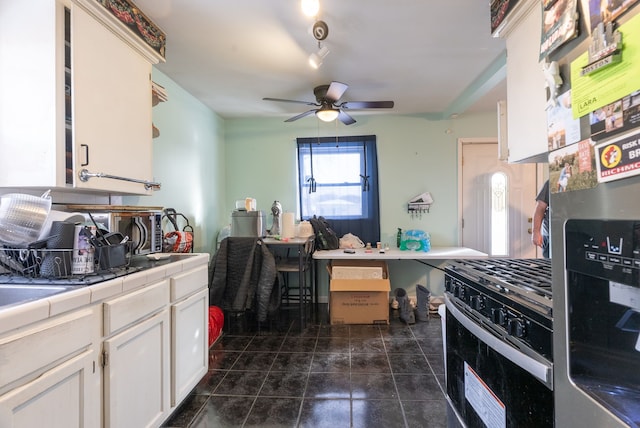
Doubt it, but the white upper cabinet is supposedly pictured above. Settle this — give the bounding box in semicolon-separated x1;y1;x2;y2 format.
0;0;164;195
496;0;549;163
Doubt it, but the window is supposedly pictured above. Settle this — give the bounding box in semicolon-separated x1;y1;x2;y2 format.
297;135;380;244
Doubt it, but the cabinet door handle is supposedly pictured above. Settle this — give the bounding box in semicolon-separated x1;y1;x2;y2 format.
81;144;89;167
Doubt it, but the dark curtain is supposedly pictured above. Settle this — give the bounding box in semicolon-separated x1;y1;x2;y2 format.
297;135;380;245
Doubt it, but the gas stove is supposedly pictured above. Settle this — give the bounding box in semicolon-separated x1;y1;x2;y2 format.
445;258;553;361
446;258;552;314
444;258;555;424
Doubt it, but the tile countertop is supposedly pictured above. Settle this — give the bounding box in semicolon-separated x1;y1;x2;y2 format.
0;253;209;336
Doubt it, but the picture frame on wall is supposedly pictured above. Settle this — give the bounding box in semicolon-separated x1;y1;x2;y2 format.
540;0;580;60
491;0;522;34
544;0;559;10
590;91;640;141
97;0;166;58
582;0;640;33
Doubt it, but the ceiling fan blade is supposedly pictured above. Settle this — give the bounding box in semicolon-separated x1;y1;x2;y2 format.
263;97;318;106
325;81;349;103
284;109;317;122
341;100;395;109
338;110;356;125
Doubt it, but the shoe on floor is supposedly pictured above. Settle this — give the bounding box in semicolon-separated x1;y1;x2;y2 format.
395;288;415;325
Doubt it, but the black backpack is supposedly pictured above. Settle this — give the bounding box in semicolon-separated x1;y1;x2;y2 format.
308;216;339;250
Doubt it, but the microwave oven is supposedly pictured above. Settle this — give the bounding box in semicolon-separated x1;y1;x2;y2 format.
80;210;163;255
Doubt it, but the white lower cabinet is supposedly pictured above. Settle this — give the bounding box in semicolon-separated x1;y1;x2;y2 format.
100;261;210;427
171;288;208;406
0;307;101;428
103;309;170;428
0;349;97;428
102;279;170;428
0;254;210;428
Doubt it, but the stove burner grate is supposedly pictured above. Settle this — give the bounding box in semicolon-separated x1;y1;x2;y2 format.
447;258;553;309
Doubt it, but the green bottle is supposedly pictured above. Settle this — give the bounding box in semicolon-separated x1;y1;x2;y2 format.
397;228;402;248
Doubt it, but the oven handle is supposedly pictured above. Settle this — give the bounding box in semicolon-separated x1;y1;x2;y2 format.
132;217;148;253
444;295;553;389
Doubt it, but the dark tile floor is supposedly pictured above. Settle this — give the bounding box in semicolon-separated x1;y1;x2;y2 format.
162;306;450;428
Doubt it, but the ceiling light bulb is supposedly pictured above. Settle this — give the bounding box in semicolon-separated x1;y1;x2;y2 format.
316;108;339;122
301;0;320;17
308;46;329;69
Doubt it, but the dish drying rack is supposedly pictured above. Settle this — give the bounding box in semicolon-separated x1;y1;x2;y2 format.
0;244;131;280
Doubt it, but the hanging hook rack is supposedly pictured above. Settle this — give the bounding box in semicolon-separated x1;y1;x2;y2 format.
407;192;433;216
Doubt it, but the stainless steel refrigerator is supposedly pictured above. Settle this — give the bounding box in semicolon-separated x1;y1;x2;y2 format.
552;176;640;427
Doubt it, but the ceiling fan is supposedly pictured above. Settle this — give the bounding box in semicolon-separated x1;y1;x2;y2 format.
263;81;394;125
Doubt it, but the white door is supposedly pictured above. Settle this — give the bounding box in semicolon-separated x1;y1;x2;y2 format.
459;139;539;258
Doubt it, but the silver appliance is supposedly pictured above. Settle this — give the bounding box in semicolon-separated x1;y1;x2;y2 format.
443;258;553;427
80;210;163;255
552;183;640;427
269;201;282;236
539;3;640;426
231;210;266;237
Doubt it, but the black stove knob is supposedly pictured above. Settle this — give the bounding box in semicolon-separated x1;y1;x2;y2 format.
469;295;485;311
448;282;458;295
507;318;526;338
456;285;466;300
491;308;507;325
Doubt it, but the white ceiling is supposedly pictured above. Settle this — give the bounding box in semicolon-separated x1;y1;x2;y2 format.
134;0;507;123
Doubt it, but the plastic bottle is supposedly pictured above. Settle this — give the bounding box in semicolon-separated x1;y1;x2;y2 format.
397;228;402;248
424;232;431;252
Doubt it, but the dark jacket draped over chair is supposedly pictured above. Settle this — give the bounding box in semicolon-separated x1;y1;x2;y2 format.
208;237;278;322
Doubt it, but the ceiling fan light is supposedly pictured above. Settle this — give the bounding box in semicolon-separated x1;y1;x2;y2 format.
316;108;339;122
301;0;320;17
308;46;329;69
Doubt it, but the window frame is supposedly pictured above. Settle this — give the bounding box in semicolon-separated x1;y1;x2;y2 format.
296;135;380;244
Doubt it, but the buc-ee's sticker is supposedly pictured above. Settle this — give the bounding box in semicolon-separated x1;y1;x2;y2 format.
595;130;640;183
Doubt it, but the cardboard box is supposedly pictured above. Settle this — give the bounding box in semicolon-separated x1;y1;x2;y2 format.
328;261;390;325
330;259;385;279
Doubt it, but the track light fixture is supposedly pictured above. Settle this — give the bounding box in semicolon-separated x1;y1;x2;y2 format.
308;45;329;69
301;0;319;17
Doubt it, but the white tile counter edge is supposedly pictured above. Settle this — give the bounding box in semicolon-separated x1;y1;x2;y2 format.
0;253;209;336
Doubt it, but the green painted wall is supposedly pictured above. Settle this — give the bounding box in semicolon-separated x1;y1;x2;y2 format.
124;70;226;255
127;70;499;298
224;112;499;298
224;113;499;243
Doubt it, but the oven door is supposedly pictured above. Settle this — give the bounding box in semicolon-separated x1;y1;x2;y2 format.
444;294;553;428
